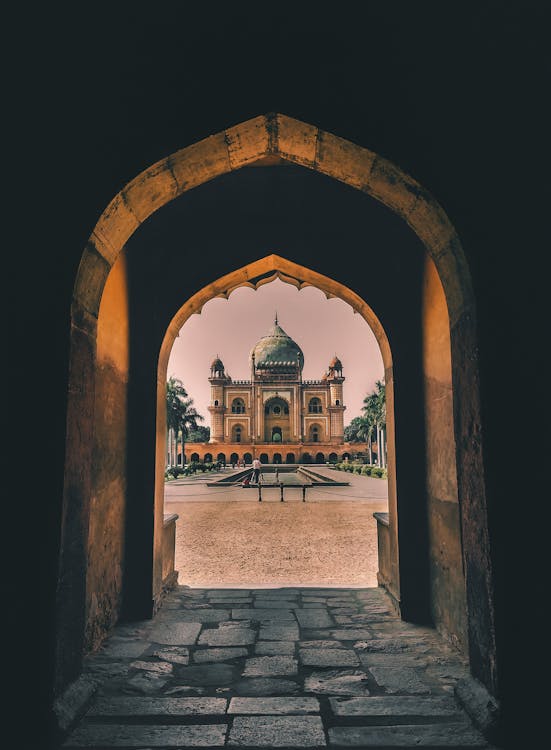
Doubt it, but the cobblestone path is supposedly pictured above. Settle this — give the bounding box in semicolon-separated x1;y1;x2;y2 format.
63;587;495;748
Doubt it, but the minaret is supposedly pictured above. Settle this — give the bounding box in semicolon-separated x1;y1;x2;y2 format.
208;356;229;442
327;355;346;444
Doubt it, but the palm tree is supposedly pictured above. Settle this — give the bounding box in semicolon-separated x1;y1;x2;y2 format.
362;380;386;466
166;376;204;467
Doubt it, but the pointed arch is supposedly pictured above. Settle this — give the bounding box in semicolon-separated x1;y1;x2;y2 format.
58;113;495;703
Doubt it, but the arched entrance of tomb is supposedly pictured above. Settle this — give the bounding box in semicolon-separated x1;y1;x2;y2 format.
264;396;290;442
273;453;282;464
309;423;322;443
286;453;295;464
259;453;269;464
243;452;252;465
58;114;496;705
316;452;325;464
231;424;243;443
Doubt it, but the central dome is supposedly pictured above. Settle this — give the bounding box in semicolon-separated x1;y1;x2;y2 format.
250;319;304;373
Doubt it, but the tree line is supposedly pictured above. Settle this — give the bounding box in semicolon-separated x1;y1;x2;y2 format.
166;376;208;467
343;380;387;467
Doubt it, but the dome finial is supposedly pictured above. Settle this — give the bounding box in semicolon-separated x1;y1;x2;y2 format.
275;311;278;325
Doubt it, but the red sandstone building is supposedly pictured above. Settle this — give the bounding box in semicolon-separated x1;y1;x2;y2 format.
182;317;369;465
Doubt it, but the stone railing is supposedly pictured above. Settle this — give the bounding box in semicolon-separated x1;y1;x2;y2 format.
162;513;179;588
373;512;391;590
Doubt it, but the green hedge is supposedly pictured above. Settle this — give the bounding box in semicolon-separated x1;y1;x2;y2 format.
332;462;387;479
165;461;218;479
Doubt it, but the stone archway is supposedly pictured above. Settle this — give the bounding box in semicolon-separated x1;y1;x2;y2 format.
59;113;495;702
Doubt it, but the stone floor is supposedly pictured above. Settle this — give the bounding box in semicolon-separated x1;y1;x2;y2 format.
62;586;495;748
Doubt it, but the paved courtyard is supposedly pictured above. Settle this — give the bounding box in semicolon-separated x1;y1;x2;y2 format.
63;586;493;748
165;469;388;587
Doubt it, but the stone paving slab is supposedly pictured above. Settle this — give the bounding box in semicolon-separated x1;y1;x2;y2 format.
193;647;249;662
369;666;432;694
232;608;296;621
71;587;488;750
228;697;320;714
87;696;228;716
354;638;432;653
228;715;326;747
234;678;301;696
299;639;345;649
64;722;227;747
299;647;360;667
295;609;334;628
304;669;371;696
359;652;430;668
330;629;374;640
242;656;298;677
151;645;190;664
198;627;256;647
329;695;461;717
149;622;202;645
259;624;300;640
328;722;488;747
160;608;230;622
129;659;173;675
255;641;296;655
98;638;151;658
176;663;237;685
206;589;251;597
124;673;171;694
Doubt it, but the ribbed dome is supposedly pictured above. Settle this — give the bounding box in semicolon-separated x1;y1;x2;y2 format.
250;321;304;373
211;357;224;370
329;355;343;370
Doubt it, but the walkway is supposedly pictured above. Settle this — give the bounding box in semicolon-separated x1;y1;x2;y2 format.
166;468;388;588
62;586;494;748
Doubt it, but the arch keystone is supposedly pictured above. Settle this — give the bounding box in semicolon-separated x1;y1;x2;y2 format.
225;115;274;169
277;114;318;166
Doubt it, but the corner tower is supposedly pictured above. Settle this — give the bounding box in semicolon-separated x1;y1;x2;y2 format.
208;356;229;442
327;356;346;444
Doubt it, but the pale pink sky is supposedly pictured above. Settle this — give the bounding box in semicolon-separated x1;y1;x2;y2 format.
168;279;384;427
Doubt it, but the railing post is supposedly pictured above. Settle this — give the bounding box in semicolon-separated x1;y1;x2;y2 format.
280;482;284;502
258;483;262;502
302;485;306;502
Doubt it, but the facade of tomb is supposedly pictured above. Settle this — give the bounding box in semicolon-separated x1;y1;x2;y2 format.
181;318;372;465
